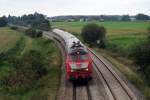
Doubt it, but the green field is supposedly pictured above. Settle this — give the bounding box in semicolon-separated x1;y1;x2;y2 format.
52;21;149;55
0;27;22;53
52;21;150;35
0;27;61;100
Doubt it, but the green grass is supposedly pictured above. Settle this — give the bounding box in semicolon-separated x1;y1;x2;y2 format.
0;29;26;80
0;27;61;100
0;27;22;53
106;33;147;56
20;38;61;100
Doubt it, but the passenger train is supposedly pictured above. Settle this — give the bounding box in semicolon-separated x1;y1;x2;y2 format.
53;29;93;81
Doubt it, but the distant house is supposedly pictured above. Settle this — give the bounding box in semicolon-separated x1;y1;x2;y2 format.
99;19;104;21
85;18;93;22
79;18;84;22
130;17;136;21
67;19;75;22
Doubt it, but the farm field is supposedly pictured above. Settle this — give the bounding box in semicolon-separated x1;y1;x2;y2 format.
52;21;150;35
52;21;149;55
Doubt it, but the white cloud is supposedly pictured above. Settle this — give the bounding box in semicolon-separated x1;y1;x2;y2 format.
0;0;150;16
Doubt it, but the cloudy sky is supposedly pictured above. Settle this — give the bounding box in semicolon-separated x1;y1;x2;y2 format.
0;0;150;17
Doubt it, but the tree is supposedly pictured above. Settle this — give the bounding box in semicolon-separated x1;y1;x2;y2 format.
81;23;106;48
145;65;150;85
132;27;150;72
6;13;51;31
31;19;51;31
133;43;150;69
135;13;149;20
121;15;130;21
25;28;43;38
25;28;37;37
0;16;7;27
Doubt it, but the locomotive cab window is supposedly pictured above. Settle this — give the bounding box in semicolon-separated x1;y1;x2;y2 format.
70;54;78;62
69;51;89;62
79;53;89;61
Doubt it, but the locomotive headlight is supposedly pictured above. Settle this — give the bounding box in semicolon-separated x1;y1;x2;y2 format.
71;70;74;72
85;68;88;71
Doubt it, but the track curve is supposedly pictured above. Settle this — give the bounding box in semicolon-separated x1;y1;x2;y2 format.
43;30;142;100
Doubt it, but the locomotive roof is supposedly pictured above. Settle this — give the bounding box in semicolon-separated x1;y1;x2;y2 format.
53;29;88;52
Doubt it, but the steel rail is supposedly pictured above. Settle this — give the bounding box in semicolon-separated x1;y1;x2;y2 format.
89;49;137;100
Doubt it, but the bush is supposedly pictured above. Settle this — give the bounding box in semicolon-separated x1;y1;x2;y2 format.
132;42;150;71
132;27;150;71
130;26;150;86
81;23;106;48
25;28;36;37
31;19;51;31
3;50;48;89
145;66;150;85
36;30;43;37
25;28;43;38
10;26;18;30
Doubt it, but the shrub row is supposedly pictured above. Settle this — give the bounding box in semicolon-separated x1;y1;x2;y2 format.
2;50;48;90
25;28;43;38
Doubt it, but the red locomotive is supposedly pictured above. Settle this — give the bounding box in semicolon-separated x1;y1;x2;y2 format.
53;29;93;81
66;42;93;80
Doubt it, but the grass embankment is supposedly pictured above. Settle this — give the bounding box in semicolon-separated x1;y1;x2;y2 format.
0;27;61;100
94;49;150;99
52;21;150;98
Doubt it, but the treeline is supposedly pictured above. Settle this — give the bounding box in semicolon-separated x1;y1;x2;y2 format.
0;16;7;27
49;13;150;22
7;12;51;31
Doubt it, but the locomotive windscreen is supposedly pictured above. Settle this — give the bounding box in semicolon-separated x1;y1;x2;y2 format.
70;54;78;62
79;54;89;61
69;51;89;62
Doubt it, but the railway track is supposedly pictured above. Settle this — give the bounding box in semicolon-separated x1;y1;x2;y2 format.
89;49;137;100
44;32;93;100
73;83;92;100
43;30;141;100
